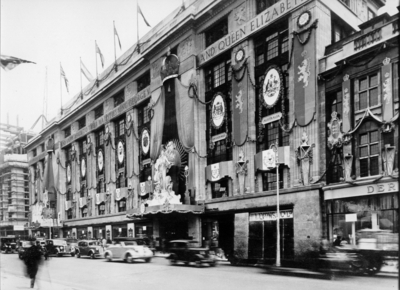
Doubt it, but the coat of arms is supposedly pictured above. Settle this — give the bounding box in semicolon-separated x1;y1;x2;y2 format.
262;66;282;108
211;94;226;128
211;163;220;181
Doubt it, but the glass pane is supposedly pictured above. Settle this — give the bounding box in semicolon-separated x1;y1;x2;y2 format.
359;133;368;145
267;38;278;60
370;144;379;155
369;74;378;87
370;130;378;142
359;78;367;91
359;92;368;110
370;156;379;175
360;159;369;177
359;146;369;157
369;88;379;107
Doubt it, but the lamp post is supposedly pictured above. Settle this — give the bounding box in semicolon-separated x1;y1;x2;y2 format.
184;166;189;204
270;141;280;267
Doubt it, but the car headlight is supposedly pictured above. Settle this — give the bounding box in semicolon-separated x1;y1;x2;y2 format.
60;247;64;250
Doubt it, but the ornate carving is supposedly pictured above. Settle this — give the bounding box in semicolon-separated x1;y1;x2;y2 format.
295;132;315;186
382;145;396;176
327;112;343;149
343;153;353;181
382;57;391;66
343;74;349;81
234;3;247;25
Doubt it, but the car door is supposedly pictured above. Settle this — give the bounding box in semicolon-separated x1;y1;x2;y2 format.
111;241;123;259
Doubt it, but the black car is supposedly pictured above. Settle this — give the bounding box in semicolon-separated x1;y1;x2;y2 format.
166;240;217;267
0;237;17;253
45;239;73;257
17;241;33;259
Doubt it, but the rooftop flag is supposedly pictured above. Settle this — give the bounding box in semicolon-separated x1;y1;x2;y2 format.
60;64;69;93
96;42;105;68
114;23;122;49
80;59;93;82
138;4;151;27
0;55;35;71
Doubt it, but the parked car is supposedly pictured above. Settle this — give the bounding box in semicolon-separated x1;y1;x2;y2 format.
0;237;17;253
167;240;217;267
104;237;153;263
76;240;104;259
45;239;73;257
18;241;33;259
58;238;78;256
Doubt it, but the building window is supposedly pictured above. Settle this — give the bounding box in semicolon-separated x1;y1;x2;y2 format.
64;126;71;138
67;209;72;220
40;143;45;153
118;200;126;212
138;101;151;127
82;207;88;218
98;204;105;215
95;129;104;148
358;123;380;177
94;105;104;120
78;117;86;129
97;179;105;193
331;13;354;43
367;9;376;21
211;179;229;199
256;0;280;14
255;24;289;67
357;72;379;111
115;116;126;188
205;18;228;47
205;55;232;165
114;91;125;107
327;90;343;119
32;148;37;157
137;72;150;92
66;189;72;201
262;168;284;191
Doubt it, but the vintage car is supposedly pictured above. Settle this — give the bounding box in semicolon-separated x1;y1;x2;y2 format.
103;237;153;263
167;240;217;267
18;241;33;259
45;239;74;257
76;240;104;259
0;237;17;253
59;238;79;255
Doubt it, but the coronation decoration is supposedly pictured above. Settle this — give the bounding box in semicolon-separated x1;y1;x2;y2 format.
66;164;72;183
97;150;104;172
262;65;283;108
211;93;226;129
297;10;311;28
141;128;150;155
327;112;343;149
235;48;245;63
117;140;124;164
263;149;276;169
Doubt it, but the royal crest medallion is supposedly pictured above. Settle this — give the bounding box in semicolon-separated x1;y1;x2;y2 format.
211;93;226;129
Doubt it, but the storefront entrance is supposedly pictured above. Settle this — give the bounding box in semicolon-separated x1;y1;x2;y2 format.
248;209;294;260
159;213;189;242
202;214;234;256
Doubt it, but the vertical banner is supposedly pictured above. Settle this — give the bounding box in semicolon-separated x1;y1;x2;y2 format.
232;64;248;145
342;75;351;132
293;21;317;125
381;57;393;121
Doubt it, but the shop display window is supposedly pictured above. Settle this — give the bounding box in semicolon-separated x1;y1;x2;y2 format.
211;179;229;199
98;203;105;215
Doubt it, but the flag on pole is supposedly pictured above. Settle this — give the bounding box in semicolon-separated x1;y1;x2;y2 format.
80;59;94;82
0;55;35;71
114;24;122;49
138;4;151;27
60;64;69;93
96;42;105;68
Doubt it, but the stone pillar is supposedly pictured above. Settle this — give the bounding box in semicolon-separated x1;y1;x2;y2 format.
188;215;201;247
234;212;249;260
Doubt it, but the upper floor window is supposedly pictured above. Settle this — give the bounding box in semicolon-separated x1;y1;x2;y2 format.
331;13;354;43
118;200;126;212
138;100;151;127
262;168;284;191
40;143;45;153
137;72;150;92
98;203;105;215
356;72;379;111
114;91;125;107
256;0;280;15
358;122;380;177
32;148;37;157
95;129;104;148
94;105;104;120
205;18;228;47
327;89;343;120
64;126;71;138
114;117;125;138
78;117;86;129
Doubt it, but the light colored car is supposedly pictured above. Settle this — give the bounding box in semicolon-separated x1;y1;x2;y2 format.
76;240;104;259
104;238;153;263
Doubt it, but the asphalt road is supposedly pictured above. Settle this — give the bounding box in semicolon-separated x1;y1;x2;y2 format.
0;253;397;290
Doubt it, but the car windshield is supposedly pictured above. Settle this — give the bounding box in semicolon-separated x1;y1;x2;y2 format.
66;239;78;244
22;242;32;247
123;241;138;246
88;242;99;246
52;240;67;246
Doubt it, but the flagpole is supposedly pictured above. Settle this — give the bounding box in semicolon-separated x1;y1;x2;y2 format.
80;57;83;99
60;63;63;116
95;40;98;87
113;21;118;72
275;139;280;267
137;0;139;53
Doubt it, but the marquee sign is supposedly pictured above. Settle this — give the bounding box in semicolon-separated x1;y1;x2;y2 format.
117;140;125;164
141;128;150;155
262;65;283;108
97;150;104;172
211;93;226;129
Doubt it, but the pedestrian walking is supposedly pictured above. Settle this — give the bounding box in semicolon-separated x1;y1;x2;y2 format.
23;241;44;288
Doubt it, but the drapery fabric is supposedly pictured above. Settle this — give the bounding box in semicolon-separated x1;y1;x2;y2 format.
150;87;165;161
232;64;248;145
205;161;234;182
43;154;57;202
174;78;195;150
382;61;393;121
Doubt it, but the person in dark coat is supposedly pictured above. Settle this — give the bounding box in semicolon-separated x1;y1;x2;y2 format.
23;242;44;288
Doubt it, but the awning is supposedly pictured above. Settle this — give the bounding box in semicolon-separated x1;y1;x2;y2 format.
126;203;204;218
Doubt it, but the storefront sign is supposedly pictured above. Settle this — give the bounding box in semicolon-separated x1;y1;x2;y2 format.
250;209;293;222
60;86;151;148
324;181;398;200
261;112;282;125
198;0;308;66
211;133;227;143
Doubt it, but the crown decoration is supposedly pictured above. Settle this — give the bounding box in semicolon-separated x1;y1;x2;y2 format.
343;74;349;81
382;57;391;66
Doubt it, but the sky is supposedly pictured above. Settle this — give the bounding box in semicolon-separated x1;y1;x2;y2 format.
1;0;399;133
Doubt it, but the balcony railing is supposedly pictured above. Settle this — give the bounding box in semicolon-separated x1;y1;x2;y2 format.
354;28;382;51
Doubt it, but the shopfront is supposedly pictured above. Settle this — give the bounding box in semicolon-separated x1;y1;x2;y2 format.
324;180;398;245
202;214;234;254
93;226;106;240
112;224;128;238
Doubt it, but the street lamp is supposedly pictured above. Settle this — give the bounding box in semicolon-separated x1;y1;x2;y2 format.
184;166;189;204
270;140;281;267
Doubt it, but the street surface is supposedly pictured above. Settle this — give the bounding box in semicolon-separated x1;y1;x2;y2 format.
1;253;397;290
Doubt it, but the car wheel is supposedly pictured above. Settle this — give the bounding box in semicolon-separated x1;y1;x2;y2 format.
126;253;133;263
170;259;177;265
210;261;216;267
195;260;202;268
90;252;95;259
145;258;151;263
76;252;81;258
57;253;62;257
71;252;75;257
105;253;112;262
